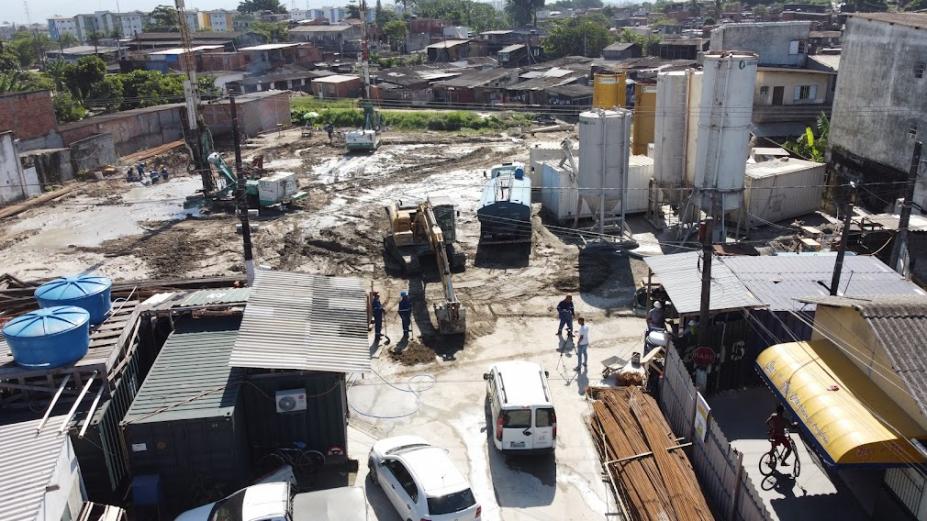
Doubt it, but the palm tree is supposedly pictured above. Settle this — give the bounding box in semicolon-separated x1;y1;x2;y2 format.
57;33;78;53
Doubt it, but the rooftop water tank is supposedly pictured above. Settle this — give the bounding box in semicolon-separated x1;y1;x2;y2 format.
2;306;91;368
35;275;113;325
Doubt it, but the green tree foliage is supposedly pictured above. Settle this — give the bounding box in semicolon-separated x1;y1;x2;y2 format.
146;5;180;32
53;91;87;122
0;70;55;93
506;0;545;27
86;75;124;111
66;56;106;100
251;21;289;42
784;113;829;162
383;20;409;50
413;0;508;32
619;28;661;55
119;70;185;109
8;32;52;68
56;33;79;52
237;0;289;13
547;0;603;9
544;15;612;58
375;0;398;28
0;49;19;72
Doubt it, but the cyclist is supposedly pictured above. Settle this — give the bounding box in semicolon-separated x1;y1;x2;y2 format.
766;404;797;466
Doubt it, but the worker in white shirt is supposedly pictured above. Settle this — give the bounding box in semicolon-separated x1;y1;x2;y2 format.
575;317;589;371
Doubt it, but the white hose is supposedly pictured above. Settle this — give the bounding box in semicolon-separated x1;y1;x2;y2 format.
348;367;436;420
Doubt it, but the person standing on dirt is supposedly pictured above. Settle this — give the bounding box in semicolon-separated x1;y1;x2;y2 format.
575;317;589;371
398;291;412;337
647;301;666;332
325;123;335;144
556;295;575;336
371;291;384;342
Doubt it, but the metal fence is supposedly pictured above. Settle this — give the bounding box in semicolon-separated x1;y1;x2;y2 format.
659;346;773;521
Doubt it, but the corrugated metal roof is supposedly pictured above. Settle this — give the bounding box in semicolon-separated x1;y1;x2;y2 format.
801;295;927;417
644;252;764;314
230;271;370;373
123;319;243;424
718;254;926;311
0;416;69;521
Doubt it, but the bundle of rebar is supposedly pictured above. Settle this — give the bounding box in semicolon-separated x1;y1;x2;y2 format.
588;386;714;521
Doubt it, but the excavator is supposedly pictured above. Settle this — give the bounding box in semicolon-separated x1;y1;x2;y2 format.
384;195;467;335
206;153;306;210
345;102;382;153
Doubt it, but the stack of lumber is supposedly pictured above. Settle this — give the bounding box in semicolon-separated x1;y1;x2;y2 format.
588;386;714;521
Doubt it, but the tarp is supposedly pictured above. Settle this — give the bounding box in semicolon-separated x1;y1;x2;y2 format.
757;340;927;466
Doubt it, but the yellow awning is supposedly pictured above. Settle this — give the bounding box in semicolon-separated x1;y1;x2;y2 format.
757;341;927;466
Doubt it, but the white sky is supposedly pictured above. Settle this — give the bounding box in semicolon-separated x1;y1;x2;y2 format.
4;0;372;25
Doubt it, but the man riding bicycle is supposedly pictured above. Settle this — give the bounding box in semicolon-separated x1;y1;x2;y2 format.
766;404;797;467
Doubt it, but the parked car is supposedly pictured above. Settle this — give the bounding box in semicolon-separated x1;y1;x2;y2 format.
484;361;557;454
174;477;367;521
368;436;482;521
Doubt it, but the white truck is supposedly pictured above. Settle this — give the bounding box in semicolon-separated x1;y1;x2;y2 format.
175;475;367;521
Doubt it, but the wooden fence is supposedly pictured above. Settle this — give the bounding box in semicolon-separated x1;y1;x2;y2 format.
659;346;773;521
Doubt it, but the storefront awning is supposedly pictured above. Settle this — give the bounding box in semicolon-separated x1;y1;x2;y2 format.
757;341;927;466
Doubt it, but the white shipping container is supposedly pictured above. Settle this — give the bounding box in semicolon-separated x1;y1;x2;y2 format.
736;158;825;227
540;155;653;223
627;155;654;214
528;143;565;187
258;171;298;205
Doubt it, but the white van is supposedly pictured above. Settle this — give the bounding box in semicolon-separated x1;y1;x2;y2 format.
484;361;557;454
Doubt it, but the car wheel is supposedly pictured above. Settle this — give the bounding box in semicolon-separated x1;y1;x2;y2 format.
367;457;379;487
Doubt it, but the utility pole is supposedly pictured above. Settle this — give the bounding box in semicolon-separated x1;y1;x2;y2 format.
830;188;854;296
230;95;255;285
890;140;923;275
697;191;713;348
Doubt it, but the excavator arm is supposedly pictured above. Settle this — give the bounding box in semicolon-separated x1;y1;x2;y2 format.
207;152;239;198
420;202;466;335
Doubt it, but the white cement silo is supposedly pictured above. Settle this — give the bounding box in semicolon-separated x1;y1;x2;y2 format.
692;52;758;212
654;71;688;190
578;109;632;228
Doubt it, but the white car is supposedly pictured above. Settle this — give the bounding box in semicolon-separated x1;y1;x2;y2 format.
368;436;482;521
174;481;368;521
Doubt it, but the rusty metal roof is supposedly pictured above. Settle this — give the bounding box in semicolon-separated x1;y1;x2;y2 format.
230;271;370;373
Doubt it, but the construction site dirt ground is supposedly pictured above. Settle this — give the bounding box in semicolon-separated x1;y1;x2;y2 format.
0;126;661;518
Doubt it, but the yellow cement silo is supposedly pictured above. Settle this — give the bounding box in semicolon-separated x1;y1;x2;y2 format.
632;82;657;156
592;72;626;109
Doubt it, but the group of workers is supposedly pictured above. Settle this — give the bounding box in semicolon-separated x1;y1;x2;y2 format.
126;163;170;185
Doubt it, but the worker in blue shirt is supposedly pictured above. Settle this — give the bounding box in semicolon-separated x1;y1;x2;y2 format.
371;291;384;342
556;294;575;336
398;291;412;337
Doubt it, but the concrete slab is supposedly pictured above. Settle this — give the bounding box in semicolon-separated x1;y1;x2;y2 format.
708;387;869;521
347;312;647;520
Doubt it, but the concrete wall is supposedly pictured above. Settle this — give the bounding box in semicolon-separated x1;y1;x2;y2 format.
709;21;811;67
201;91;291;138
69;133;117;176
829;15;927;212
754;69;832;105
1;132;41;205
20;148;73;187
60;104;185;157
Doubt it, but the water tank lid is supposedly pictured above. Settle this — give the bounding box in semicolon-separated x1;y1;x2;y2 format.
2;306;90;338
34;275;113;301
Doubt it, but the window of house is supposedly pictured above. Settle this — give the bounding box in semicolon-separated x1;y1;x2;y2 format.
794;85;817;102
916;62;926;79
760;86;769;100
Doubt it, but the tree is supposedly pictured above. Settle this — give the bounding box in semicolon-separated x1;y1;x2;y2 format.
0;70;55;93
86;31;104;50
45;59;74;91
53;91;86;122
86;75;124;111
251;21;289;42
375;0;398;28
57;33;78;53
8;32;51;68
347;4;362;19
237;0;288;14
65;56;106;100
413;0;507;32
0;49;18;72
506;0;545;27
383;19;408;50
619;28;661;55
146;5;180;32
784;113;829;162
543;15;611;58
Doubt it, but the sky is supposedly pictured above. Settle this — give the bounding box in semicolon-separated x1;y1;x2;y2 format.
4;0;367;25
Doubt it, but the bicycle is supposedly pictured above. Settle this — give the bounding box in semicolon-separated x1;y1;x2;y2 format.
759;427;801;478
259;442;326;475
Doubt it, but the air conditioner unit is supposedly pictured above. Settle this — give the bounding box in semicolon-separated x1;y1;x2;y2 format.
275;389;307;413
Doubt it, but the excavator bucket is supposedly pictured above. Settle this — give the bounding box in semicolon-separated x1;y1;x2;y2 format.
435;305;466;335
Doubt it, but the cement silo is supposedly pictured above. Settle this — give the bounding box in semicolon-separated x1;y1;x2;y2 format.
632;83;657;156
592;73;626;109
692;52;758;212
653;71;688;191
578;109;632;229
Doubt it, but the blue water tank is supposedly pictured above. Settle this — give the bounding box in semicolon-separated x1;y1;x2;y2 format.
35;275;113;325
2;306;91;368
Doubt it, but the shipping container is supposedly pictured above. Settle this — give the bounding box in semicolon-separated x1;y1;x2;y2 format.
737;157;826;227
540;155;653;224
121;317;248;508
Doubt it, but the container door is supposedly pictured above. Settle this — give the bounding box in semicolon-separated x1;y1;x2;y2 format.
533;407;556;449
501;408;534;450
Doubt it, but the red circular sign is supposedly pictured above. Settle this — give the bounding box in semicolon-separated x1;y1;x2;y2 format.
692;347;716;366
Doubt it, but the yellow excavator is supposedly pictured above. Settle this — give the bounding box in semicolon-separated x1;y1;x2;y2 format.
384;195;466;335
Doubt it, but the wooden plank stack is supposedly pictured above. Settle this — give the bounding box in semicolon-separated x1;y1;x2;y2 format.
589;386;714;521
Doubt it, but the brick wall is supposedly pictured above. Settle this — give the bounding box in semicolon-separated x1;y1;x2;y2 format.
0;90;59;141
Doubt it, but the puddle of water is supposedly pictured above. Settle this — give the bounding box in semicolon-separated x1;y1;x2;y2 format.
449;412;502;521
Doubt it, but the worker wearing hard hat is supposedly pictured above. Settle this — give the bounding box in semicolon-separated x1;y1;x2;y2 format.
398;291;413;337
371;291;384;343
647;301;666;332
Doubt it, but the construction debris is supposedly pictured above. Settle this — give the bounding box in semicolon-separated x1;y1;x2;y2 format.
588;386;714;521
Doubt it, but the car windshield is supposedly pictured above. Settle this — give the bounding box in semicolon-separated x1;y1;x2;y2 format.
502;409;531;428
427;488;476;515
209;489;246;521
